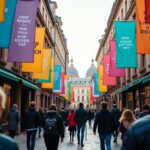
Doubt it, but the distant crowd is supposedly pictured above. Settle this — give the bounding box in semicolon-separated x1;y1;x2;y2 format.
0;100;150;150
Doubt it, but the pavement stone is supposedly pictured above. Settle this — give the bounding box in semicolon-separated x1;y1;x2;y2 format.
16;123;122;150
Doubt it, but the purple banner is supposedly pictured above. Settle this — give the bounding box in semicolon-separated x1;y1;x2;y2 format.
8;0;38;62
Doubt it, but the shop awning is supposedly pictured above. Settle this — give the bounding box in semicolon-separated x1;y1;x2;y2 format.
21;79;41;91
127;78;142;88
142;74;150;84
0;68;20;82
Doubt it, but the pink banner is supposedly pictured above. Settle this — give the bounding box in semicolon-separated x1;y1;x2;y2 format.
109;40;125;76
103;54;116;86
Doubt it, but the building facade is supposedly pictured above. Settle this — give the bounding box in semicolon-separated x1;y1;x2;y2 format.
95;0;150;111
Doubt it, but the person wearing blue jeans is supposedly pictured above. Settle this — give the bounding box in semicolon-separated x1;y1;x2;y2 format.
99;134;111;150
27;130;37;150
93;101;114;150
77;124;86;146
75;103;88;147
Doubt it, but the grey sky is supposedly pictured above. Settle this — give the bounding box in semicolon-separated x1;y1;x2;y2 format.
55;0;115;77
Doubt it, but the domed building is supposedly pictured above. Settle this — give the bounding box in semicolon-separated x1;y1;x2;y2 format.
86;59;97;79
67;59;79;78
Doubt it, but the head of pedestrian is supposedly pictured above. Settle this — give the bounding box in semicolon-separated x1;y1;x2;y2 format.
134;108;140;115
39;107;43;112
29;101;35;108
101;101;108;110
12;104;18;111
113;104;117;108
142;104;150;112
79;103;84;108
120;109;135;129
49;104;57;111
71;110;74;113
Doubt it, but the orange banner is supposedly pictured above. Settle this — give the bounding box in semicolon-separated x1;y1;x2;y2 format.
32;49;51;80
22;28;45;72
42;58;54;89
136;0;150;54
0;0;5;22
98;65;107;92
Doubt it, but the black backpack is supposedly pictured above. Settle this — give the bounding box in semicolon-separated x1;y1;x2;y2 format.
44;114;59;137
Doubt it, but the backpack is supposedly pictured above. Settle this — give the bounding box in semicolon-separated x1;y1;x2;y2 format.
44;115;59;137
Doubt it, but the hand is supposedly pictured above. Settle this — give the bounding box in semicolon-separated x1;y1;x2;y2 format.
93;132;96;135
61;138;64;143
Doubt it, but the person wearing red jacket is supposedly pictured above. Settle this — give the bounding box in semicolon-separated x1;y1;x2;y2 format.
67;110;76;143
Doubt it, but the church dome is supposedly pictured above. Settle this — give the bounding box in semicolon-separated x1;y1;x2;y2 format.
67;59;79;78
86;59;97;78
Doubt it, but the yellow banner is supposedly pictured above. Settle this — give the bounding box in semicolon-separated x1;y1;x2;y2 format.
64;75;69;100
32;49;51;80
0;0;5;22
22;28;45;72
42;58;54;89
98;65;107;92
136;0;150;54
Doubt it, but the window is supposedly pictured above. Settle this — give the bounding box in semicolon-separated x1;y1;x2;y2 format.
128;69;131;79
45;15;47;24
134;68;137;74
121;9;124;20
141;54;146;68
82;89;84;94
42;7;44;16
133;13;136;20
82;96;84;102
78;96;80;102
0;48;4;59
14;62;17;67
125;0;127;15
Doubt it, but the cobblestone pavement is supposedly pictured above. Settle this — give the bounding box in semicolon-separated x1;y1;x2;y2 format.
16;124;121;150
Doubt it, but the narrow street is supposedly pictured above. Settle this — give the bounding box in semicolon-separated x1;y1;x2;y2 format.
16;123;121;150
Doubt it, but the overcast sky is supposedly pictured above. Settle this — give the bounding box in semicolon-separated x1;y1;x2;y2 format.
55;0;115;77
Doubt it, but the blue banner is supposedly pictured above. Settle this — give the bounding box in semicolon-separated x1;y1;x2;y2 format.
53;65;62;92
114;21;137;68
0;0;17;48
93;73;102;96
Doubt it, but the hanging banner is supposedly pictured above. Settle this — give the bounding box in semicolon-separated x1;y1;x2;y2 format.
68;82;72;100
64;75;69;100
22;28;45;72
145;0;150;23
0;0;17;48
136;0;150;53
8;0;38;62
114;21;137;68
0;0;5;22
98;65;107;92
53;65;62;92
41;58;54;89
103;55;116;86
93;73;101;96
32;49;51;80
109;40;125;77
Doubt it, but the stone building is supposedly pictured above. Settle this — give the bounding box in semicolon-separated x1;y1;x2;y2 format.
95;0;150;111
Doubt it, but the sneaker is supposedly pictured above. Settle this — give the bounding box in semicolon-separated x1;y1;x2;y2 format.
81;144;84;147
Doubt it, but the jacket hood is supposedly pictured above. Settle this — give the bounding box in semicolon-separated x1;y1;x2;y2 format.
112;108;120;113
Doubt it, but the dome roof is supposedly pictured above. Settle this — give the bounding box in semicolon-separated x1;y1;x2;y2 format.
86;59;97;78
67;59;79;78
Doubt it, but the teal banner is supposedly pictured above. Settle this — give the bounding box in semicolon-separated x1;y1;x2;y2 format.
53;65;62;92
0;0;17;48
114;21;137;68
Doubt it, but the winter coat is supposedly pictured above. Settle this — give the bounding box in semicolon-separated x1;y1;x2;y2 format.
93;109;114;134
121;115;150;150
67;113;76;127
119;122;127;140
139;112;149;118
42;110;64;138
59;110;67;122
75;107;88;126
111;108;121;127
24;107;40;131
0;134;19;150
7;108;20;131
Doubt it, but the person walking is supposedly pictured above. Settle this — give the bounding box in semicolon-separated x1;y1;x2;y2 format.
111;104;121;143
38;107;44;138
42;104;64;150
24;101;40;150
134;107;140;119
67;110;76;143
59;108;67;127
139;104;150;118
119;109;136;140
121;115;150;150
75;103;87;147
87;109;93;128
7;104;20;139
93;101;114;150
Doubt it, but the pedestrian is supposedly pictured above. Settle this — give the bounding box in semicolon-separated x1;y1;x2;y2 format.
139;104;150;118
24;101;40;150
87;109;93;128
75;103;87;147
42;104;64;150
134;107;140;119
7;104;20;139
59;107;67;127
121;115;150;150
38;107;44;138
119;109;136;140
67;110;76;143
111;104;121;143
93;101;114;150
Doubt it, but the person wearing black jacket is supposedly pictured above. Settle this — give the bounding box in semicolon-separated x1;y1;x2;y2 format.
93;101;114;150
139;104;150;118
42;104;64;150
121;115;150;150
24;101;40;150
